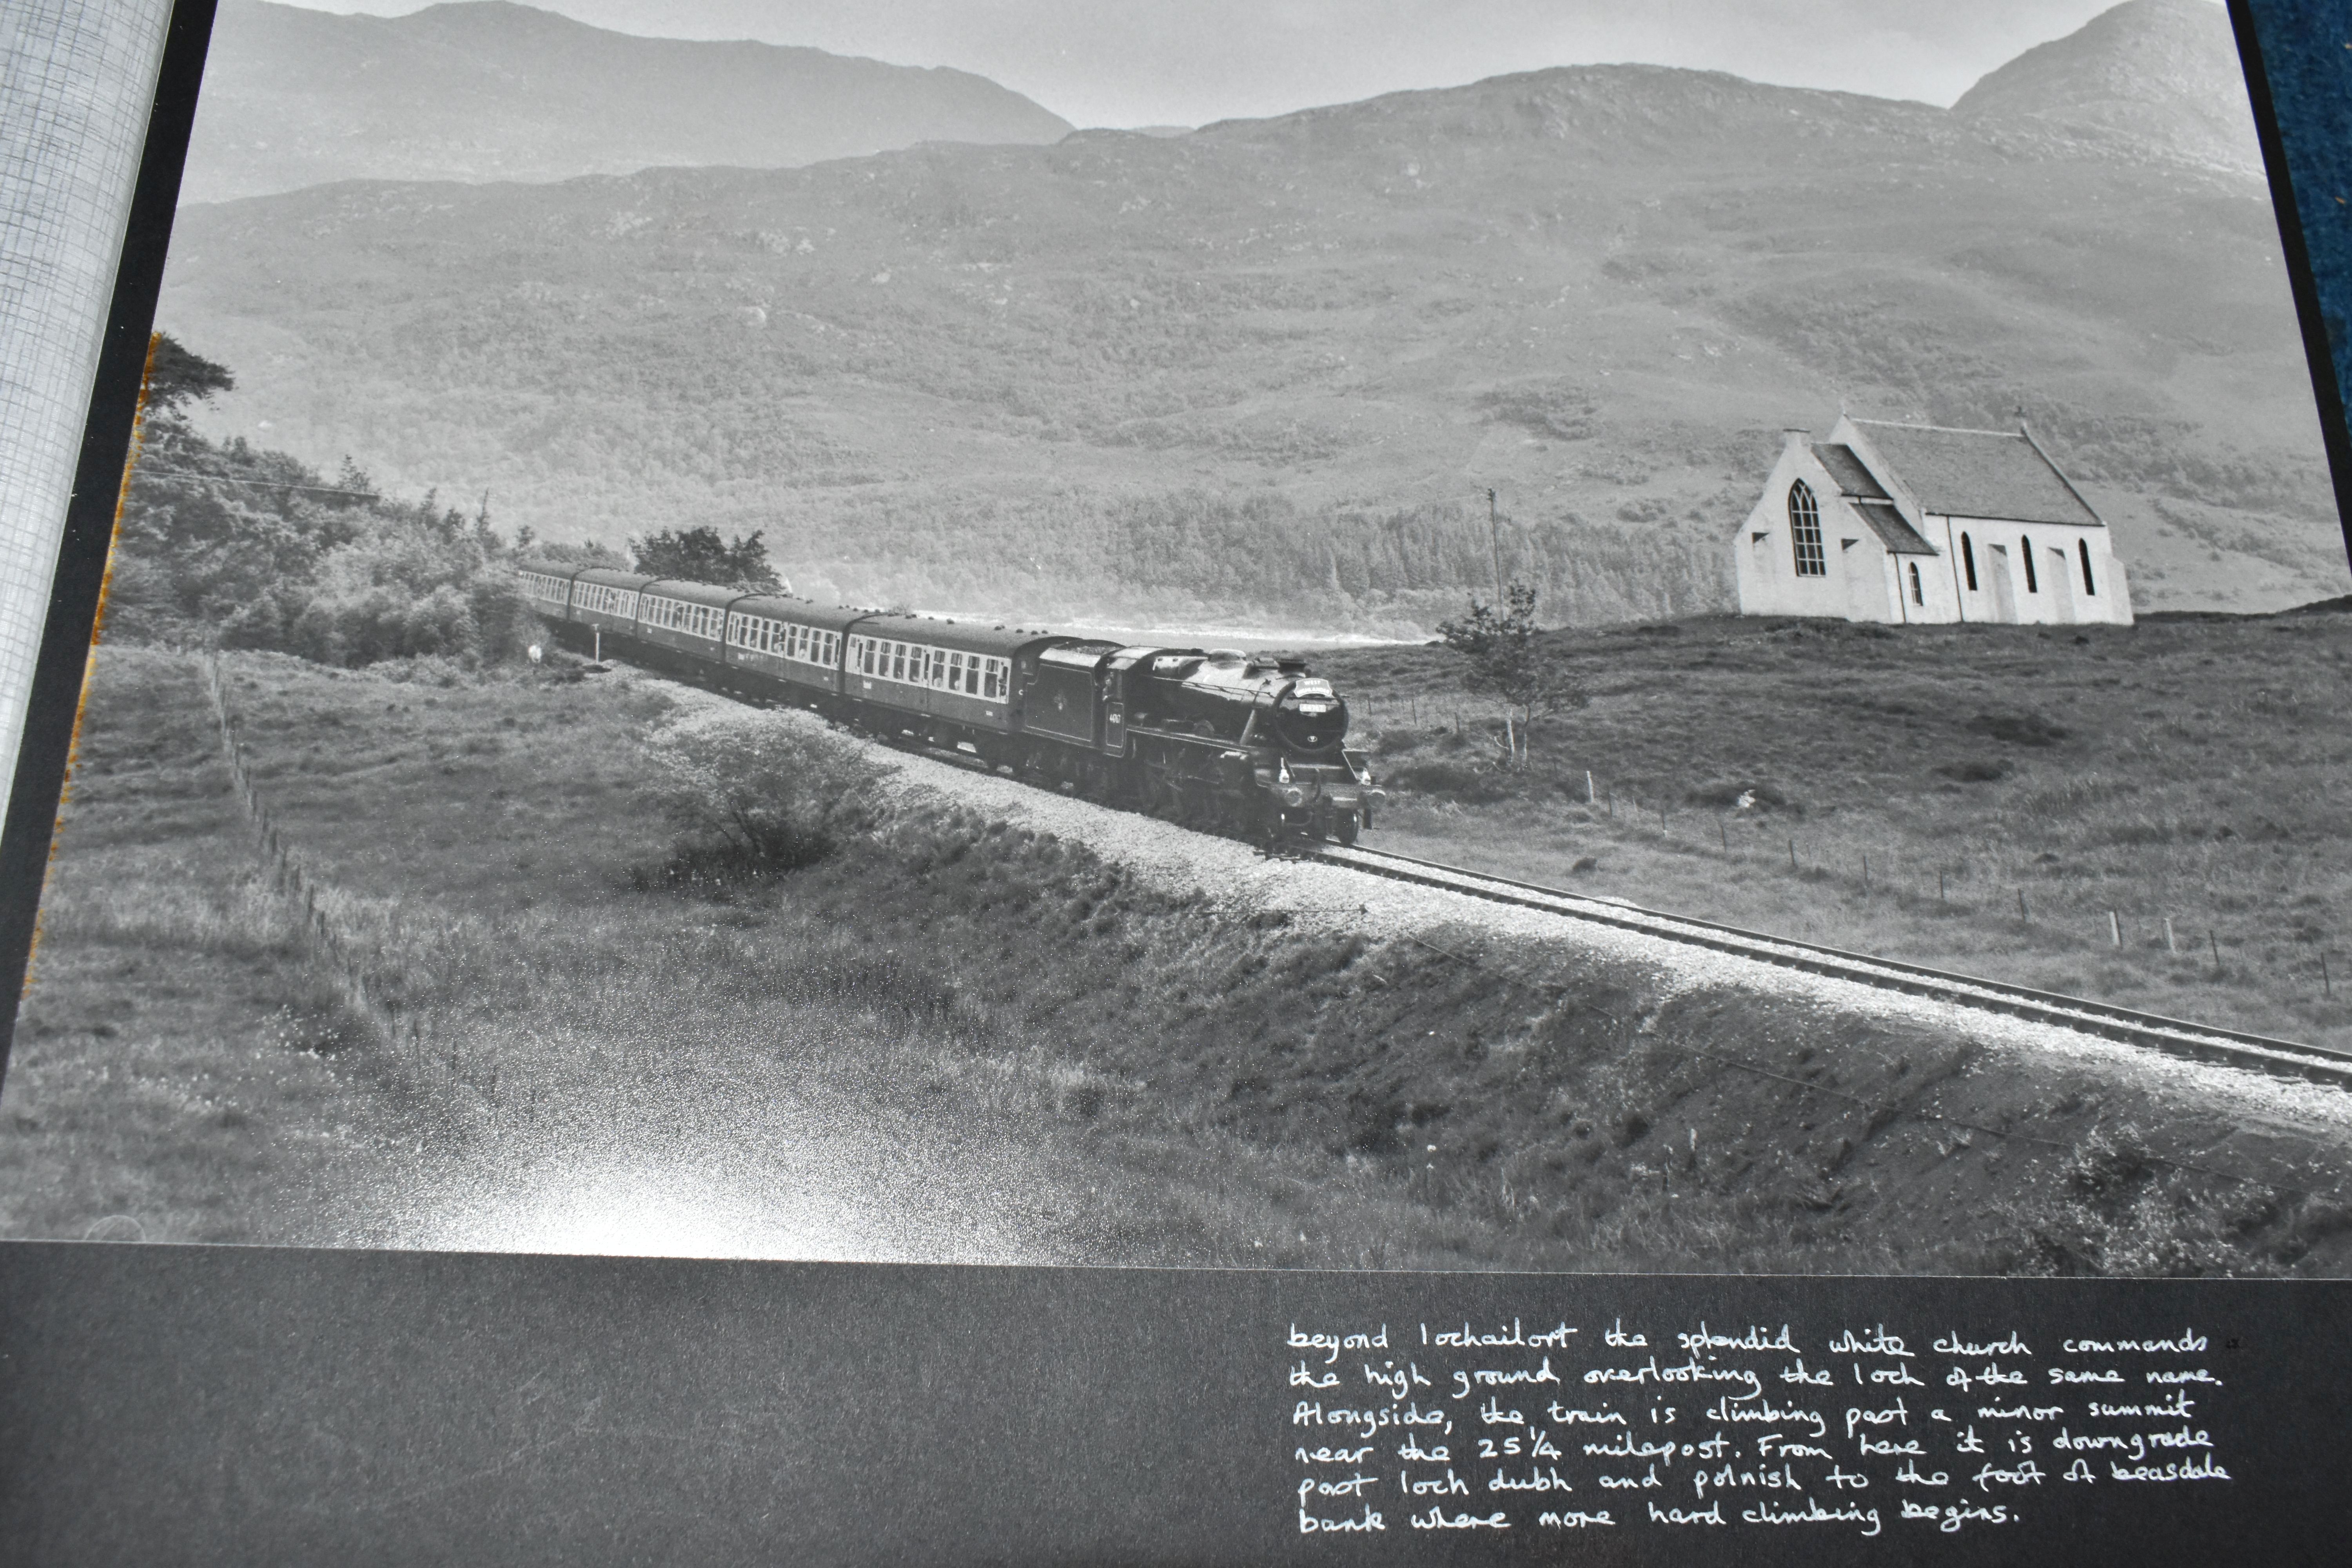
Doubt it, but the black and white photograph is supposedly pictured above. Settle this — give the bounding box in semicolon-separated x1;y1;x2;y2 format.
9;0;2352;1296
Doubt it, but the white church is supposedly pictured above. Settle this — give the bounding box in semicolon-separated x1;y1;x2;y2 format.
1732;415;2133;626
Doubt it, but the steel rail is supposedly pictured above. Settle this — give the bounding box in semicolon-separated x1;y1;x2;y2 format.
1314;842;2352;1089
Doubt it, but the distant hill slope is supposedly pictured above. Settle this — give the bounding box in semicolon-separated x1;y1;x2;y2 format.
158;11;2343;633
179;1;1075;203
1955;0;2260;173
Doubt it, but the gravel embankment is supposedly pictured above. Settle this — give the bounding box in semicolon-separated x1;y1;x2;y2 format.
649;677;2352;1139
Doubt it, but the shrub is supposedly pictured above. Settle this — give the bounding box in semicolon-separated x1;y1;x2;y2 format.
641;715;894;887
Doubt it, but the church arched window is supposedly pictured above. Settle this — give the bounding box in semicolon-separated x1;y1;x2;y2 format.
1961;532;1978;592
2078;539;2097;596
1909;562;1924;606
1787;480;1825;577
2020;535;2039;593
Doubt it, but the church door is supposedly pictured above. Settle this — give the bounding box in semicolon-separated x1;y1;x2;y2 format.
2045;544;2077;624
1986;544;2019;623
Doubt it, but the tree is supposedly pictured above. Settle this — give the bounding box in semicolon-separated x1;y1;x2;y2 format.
143;333;234;417
1435;580;1587;761
632;526;784;591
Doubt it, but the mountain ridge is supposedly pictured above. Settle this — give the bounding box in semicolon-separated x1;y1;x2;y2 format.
180;0;1076;204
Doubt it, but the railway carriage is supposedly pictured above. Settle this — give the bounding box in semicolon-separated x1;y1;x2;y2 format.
726;596;857;705
844;614;1029;744
635;578;750;662
566;567;652;644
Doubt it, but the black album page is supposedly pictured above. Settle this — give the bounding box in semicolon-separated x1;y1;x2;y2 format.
2;2;2350;1562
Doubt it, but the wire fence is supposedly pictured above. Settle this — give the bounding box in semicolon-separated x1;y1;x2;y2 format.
199;652;497;1105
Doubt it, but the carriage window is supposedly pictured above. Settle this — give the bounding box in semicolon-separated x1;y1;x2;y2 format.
2021;535;2039;593
2079;539;2097;596
1787;480;1825;577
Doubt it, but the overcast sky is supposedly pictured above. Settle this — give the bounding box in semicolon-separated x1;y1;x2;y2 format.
282;0;2198;129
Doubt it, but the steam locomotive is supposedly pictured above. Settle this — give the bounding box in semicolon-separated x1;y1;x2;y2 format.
515;562;1384;843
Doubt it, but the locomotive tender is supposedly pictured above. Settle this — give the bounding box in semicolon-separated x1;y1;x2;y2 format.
517;562;1383;842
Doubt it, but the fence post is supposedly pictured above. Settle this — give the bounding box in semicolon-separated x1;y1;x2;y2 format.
2108;911;2122;947
1719;818;1729;853
2209;930;2223;971
1938;869;1947;903
1861;853;1870;897
1585;770;1595;804
2325;951;2333;999
2165;916;2176;954
1788;838;1798;872
2017;889;2031;922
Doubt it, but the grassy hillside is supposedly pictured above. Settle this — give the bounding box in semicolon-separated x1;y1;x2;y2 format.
9;644;2351;1275
1322;605;2352;1050
160;60;2344;636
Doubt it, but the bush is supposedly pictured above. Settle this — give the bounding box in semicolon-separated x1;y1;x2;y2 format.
111;338;522;670
641;715;894;887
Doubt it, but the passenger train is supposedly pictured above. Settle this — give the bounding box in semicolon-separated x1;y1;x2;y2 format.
516;561;1384;843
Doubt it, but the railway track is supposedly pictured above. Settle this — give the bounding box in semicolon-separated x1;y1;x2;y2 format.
631;656;2352;1090
1314;842;2352;1090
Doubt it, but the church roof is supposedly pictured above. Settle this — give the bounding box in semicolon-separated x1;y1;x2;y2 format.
1852;501;1940;556
1849;419;2103;528
1809;443;1892;501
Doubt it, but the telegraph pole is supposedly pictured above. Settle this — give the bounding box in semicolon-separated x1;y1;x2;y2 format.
1486;488;1504;601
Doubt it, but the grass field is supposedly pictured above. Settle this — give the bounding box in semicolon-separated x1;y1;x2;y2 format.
1321;607;2352;1051
7;641;2352;1275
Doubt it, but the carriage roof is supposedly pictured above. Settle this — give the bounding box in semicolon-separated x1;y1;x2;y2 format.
845;611;1069;661
730;595;867;634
